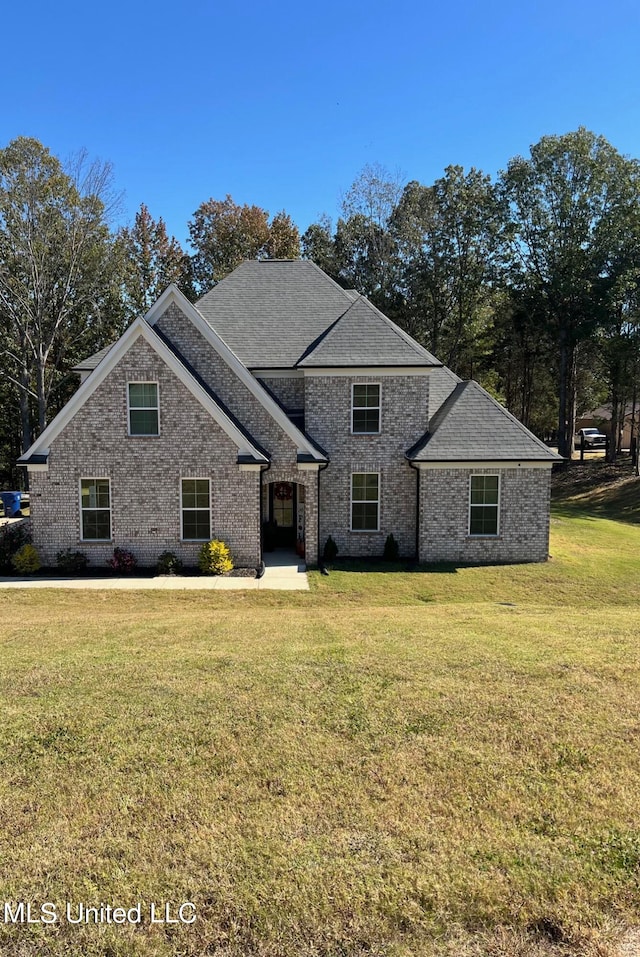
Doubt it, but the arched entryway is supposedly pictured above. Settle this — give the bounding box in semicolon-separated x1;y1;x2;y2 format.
262;480;306;557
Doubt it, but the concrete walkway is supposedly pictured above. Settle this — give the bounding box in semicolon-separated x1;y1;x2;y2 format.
0;549;309;591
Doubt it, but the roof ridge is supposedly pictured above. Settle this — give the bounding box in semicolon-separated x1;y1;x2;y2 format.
295;312;345;365
299;294;440;367
352;295;441;363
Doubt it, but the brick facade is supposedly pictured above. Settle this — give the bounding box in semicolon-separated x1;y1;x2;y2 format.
30;337;261;569
305;373;429;558
156;304;299;465
257;376;305;411
418;466;552;563
25;297;555;571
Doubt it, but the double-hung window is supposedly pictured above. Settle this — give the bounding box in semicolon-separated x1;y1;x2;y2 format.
352;384;380;434
181;479;211;541
128;382;159;436
80;478;112;541
351;473;379;531
469;475;500;536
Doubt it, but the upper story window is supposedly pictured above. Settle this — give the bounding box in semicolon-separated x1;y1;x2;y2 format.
80;478;112;541
352;383;380;434
469;475;500;536
128;382;159;436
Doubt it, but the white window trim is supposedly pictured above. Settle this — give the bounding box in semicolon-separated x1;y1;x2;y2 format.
468;473;501;537
127;380;160;437
351;382;381;435
180;477;212;542
350;471;380;532
79;477;112;542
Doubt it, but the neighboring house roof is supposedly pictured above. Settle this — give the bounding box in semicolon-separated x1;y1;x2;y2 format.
407;380;562;463
297;295;440;368
19;318;269;467
580;404;637;421
196;259;437;369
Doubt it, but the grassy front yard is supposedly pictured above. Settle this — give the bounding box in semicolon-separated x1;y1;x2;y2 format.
0;463;639;956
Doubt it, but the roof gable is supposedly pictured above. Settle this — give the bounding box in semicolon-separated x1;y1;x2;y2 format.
19;318;268;465
408;380;562;463
297;295;440;368
143;285;328;461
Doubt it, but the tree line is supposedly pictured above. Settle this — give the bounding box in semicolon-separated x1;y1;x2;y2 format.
1;130;639;486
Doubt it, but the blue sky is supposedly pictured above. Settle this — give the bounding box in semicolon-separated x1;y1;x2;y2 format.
3;0;640;248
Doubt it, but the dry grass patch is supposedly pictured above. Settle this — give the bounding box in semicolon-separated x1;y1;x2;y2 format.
0;480;639;956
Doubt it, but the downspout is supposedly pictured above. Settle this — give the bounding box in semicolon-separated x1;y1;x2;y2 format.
408;459;420;563
258;462;271;575
317;461;329;567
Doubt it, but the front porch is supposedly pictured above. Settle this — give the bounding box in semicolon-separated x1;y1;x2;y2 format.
261;469;318;566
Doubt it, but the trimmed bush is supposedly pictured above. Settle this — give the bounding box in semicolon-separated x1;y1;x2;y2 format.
323;535;339;563
383;533;400;561
0;523;31;573
11;543;41;574
157;551;183;575
107;547;137;574
56;549;89;573
198;539;233;576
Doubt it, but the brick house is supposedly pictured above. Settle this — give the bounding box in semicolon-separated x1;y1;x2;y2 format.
19;260;561;568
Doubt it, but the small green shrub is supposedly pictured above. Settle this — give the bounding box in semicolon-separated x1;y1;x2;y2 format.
198;539;233;576
11;543;41;574
323;535;339;563
0;524;31;572
157;551;183;575
107;547;137;574
383;533;400;561
56;549;89;573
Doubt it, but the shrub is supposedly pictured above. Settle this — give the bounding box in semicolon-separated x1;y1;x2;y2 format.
11;543;41;574
107;547;137;574
56;549;89;573
157;551;183;575
323;535;339;563
383;533;400;561
198;539;233;576
0;523;31;572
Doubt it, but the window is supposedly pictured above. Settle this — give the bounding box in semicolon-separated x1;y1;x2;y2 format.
352;384;380;433
469;475;500;536
351;472;379;531
128;382;159;435
80;478;111;541
181;479;211;540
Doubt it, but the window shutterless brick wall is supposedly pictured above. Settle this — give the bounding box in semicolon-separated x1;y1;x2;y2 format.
418;466;552;563
305;373;429;559
29;338;261;568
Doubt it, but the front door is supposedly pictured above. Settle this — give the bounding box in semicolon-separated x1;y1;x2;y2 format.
270;482;297;547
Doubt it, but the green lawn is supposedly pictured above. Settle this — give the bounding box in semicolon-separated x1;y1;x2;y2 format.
0;465;639;956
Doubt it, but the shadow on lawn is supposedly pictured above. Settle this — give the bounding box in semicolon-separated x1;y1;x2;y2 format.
327;559;459;574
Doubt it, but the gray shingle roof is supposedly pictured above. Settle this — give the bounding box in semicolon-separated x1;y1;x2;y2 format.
73;343;114;372
298;295;440;367
197;260;353;368
197;260;439;369
407;380;562;462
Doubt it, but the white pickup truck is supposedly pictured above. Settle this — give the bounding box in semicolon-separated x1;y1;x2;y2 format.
575;427;607;448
